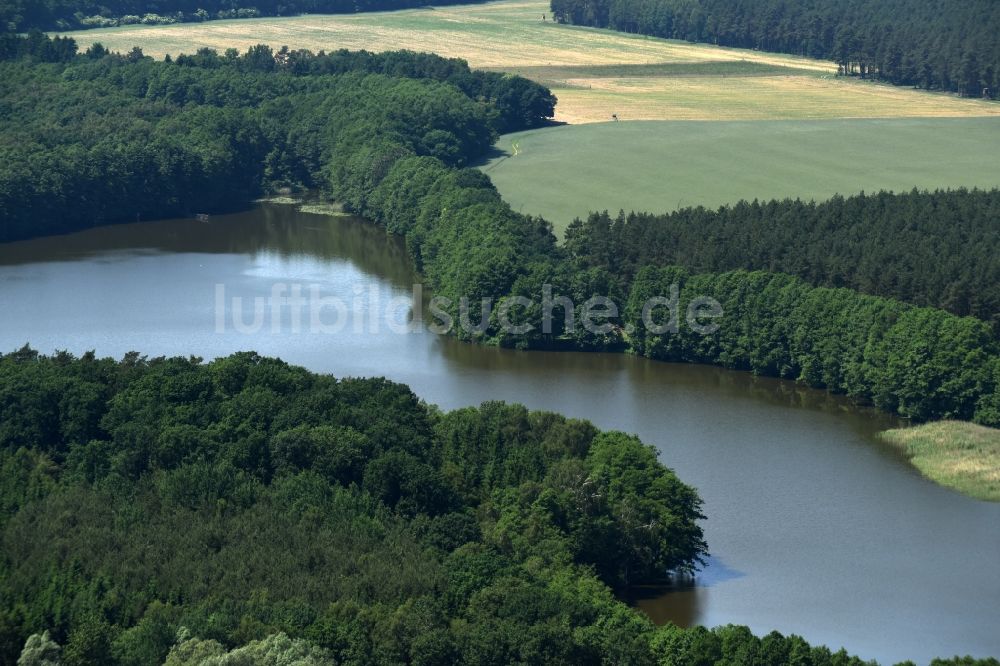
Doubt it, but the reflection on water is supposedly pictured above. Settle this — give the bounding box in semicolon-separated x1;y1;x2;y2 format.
630;583;706;628
0;205;417;289
439;337;897;425
697;557;746;587
626;557;745;628
1;204;999;665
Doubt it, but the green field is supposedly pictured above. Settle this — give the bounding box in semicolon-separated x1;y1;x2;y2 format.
58;0;1000;124
481;117;1000;234
879;421;1000;502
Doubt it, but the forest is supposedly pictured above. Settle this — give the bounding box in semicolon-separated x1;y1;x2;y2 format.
562;190;1000;327
0;0;491;32
550;0;1000;98
0;348;855;665
0;34;554;242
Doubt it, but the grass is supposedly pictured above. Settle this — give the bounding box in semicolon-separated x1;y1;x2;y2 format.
480;117;1000;234
298;202;350;216
57;0;1000;124
54;0;837;70
483;60;809;82
545;75;1000;124
879;421;1000;502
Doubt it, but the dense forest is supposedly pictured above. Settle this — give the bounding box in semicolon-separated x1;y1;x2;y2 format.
0;0;491;32
0;348;829;665
562;190;1000;327
550;0;1000;98
0;35;554;242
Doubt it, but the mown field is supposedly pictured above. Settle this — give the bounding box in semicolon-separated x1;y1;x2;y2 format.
58;0;1000;124
481;117;1000;234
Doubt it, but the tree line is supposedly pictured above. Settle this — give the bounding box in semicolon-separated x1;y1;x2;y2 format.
341;152;1000;427
550;0;1000;98
623;267;1000;424
0;34;555;242
0;0;492;32
563;190;1000;328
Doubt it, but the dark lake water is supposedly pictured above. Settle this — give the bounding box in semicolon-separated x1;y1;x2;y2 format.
1;204;998;664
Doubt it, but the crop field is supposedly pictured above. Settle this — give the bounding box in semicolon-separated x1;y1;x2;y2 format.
59;0;1000;124
58;0;1000;233
481;118;1000;234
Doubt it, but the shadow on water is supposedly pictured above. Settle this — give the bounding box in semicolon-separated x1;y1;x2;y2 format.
697;556;745;587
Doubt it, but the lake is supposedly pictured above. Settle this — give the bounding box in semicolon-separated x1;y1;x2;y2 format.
1;204;997;664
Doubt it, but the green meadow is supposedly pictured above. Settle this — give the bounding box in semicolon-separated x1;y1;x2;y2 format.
481;117;1000;235
880;421;1000;502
